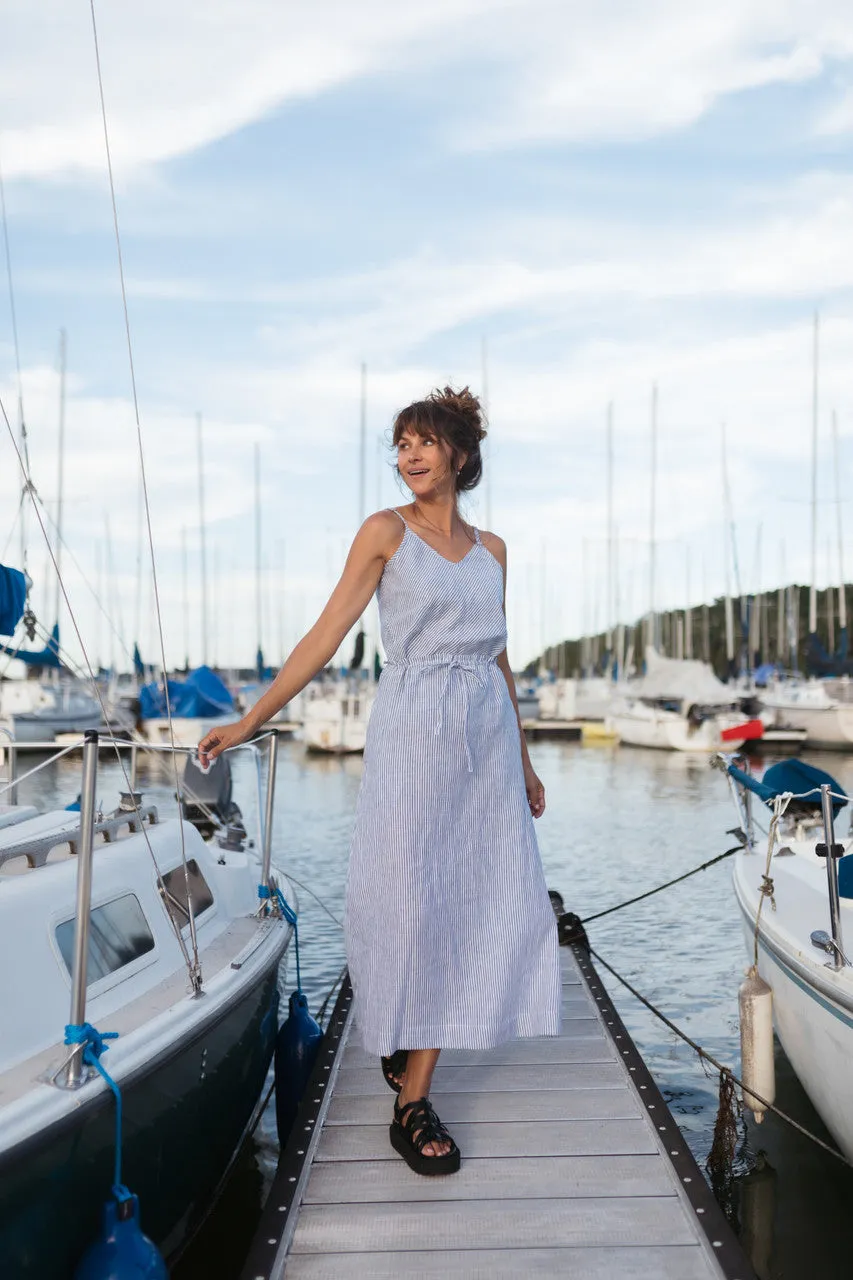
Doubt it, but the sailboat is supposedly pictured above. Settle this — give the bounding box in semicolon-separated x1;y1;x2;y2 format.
716;753;853;1162
0;57;296;1280
760;317;853;747
0;333;119;744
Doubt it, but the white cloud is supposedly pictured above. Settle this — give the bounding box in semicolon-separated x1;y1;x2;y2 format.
3;0;853;179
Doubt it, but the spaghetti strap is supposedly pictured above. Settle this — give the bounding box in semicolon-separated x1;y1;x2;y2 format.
389;507;409;528
472;526;481;545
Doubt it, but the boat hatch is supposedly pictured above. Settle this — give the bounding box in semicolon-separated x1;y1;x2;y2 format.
158;859;215;932
55;893;155;986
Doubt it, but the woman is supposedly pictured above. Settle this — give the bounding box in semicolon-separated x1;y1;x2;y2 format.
199;386;561;1177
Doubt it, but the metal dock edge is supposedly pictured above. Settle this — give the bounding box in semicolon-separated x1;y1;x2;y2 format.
243;950;756;1280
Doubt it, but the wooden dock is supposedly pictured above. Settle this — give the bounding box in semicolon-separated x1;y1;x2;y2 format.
243;947;754;1280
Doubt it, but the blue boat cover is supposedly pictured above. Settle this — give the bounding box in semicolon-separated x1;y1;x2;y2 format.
0;564;26;637
727;758;847;817
139;664;234;720
0;621;62;669
806;629;853;677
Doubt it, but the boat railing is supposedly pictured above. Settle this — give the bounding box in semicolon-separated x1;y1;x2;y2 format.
815;785;851;972
39;727;283;1090
712;754;852;971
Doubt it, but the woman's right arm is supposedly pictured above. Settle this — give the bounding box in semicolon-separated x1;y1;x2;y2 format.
198;511;398;764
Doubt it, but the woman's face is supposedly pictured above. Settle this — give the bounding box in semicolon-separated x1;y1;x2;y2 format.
396;427;457;498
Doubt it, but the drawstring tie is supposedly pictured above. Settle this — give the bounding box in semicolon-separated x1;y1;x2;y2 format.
433;659;490;772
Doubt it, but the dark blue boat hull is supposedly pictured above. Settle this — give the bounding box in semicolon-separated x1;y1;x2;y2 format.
0;966;280;1278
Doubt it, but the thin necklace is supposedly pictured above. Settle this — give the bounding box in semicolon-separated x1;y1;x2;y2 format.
411;502;471;542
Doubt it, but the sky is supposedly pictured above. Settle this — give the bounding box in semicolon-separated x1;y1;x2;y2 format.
1;0;853;672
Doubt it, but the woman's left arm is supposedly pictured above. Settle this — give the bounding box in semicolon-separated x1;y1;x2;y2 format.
481;532;545;819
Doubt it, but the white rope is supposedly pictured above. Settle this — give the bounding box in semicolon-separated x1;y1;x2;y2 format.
87;0;201;989
750;791;793;966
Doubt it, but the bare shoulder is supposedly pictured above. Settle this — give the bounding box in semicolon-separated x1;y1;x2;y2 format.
357;508;406;561
478;529;507;567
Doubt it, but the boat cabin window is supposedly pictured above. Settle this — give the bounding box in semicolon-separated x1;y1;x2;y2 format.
159;859;215;930
55;894;155;985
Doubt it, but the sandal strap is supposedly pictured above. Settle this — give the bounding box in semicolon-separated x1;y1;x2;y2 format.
394;1097;455;1154
382;1050;408;1073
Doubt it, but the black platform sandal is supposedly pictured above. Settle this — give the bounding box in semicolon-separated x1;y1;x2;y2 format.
380;1050;408;1094
389;1096;461;1176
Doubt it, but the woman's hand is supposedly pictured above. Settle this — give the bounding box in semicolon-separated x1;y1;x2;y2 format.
198;718;253;768
524;764;545;818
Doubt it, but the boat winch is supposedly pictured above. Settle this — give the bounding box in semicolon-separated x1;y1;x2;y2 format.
738;965;775;1123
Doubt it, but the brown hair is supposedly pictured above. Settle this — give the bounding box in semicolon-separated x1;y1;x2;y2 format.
392;385;487;493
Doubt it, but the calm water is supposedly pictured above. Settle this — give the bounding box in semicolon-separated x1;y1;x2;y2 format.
16;739;853;1279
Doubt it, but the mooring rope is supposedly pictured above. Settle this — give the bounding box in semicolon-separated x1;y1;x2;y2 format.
586;943;853;1169
580;841;745;924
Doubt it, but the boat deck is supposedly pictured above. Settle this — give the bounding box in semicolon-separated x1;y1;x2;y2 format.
243;948;753;1280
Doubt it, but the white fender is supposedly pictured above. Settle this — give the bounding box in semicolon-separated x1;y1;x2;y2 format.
739;966;775;1123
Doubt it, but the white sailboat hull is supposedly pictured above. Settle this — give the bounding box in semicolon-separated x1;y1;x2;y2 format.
733;846;853;1162
302;687;374;754
759;698;853;750
610;702;747;752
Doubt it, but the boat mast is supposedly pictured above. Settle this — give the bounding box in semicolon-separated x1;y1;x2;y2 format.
359;364;367;524
777;541;785;667
809;312;819;638
750;524;762;667
196;411;208;667
606;401;614;666
827;537;835;654
482;337;491;531
54;329;66;634
181;525;189;670
0;157;30;582
702;556;711;663
685;548;693;659
255;442;263;675
833;408;847;654
721;423;735;674
648;384;658;654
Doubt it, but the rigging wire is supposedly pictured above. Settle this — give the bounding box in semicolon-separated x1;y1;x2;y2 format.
87;0;201;988
587;943;852;1169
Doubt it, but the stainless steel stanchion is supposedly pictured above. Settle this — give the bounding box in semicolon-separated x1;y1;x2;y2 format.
260;731;279;894
61;729;100;1088
818;783;848;971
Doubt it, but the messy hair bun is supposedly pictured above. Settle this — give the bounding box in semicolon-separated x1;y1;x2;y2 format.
392;384;487;492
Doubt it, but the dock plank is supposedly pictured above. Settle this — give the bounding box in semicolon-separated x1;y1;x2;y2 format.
285;1245;721;1279
325;1088;641;1126
314;1118;659;1161
341;1032;615;1069
289;1196;700;1253
303;1154;674;1204
333;1060;626;1095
